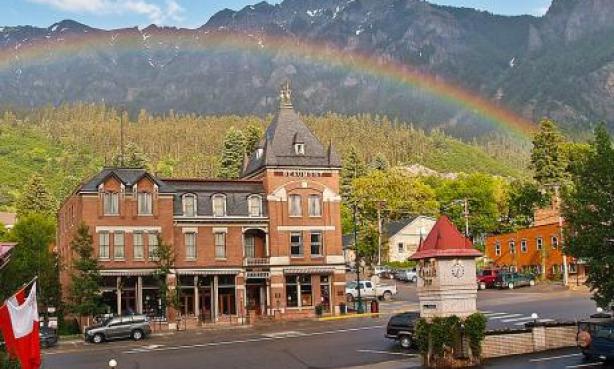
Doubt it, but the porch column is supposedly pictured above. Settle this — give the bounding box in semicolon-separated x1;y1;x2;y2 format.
266;279;272;316
194;276;200;318
265;232;270;257
136;276;143;314
116;276;122;315
213;275;219;322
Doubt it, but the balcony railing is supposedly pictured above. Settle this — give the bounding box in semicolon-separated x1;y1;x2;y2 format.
244;257;269;267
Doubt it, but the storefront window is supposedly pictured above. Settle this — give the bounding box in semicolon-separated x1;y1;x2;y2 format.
300;275;312;307
320;276;330;310
218;275;236;315
286;276;298;307
285;275;314;307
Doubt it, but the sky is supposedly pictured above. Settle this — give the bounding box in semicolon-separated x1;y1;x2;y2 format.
1;0;554;29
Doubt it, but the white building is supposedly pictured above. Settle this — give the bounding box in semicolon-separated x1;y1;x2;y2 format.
386;216;436;263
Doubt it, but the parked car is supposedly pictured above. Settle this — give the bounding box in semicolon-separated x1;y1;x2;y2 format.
476;269;501;290
577;313;614;361
1;325;58;349
84;314;151;344
374;265;394;279
493;272;536;289
345;280;398;301
385;311;420;349
397;269;418;283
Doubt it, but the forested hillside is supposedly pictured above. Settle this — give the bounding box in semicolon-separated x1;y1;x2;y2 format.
0;104;528;210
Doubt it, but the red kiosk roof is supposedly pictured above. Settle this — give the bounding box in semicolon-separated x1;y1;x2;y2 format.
409;216;482;259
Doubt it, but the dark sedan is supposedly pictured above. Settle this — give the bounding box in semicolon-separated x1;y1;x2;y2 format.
385;311;420;349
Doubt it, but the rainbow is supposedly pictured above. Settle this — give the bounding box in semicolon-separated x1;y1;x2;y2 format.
0;28;534;137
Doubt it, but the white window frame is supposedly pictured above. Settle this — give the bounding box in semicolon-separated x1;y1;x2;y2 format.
248;195;262;217
289;194;302;217
244;234;255;258
509;240;516;254
137;192;153;215
133;232;144;260
520;239;528;253
103;192;119;215
113;231;124;260
551;236;559;249
185;232;197;260
536;237;543;251
148;231;159;261
182;193;197;217
294;143;305;155
212;194;226;217
99;232;110;260
495;242;501;256
290;232;303;257
308;195;322;217
310;232;323;256
215;232;226;259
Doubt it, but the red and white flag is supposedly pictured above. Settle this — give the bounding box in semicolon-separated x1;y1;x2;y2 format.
0;287;26;358
0;283;41;369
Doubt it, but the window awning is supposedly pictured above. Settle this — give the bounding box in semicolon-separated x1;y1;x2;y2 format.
100;269;155;276
176;268;241;276
283;266;335;274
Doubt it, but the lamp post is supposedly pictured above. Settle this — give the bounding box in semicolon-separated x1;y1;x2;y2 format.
353;202;364;314
108;359;117;369
531;313;538;325
376;200;386;267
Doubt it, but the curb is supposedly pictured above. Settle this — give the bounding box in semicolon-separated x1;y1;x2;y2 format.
317;313;381;321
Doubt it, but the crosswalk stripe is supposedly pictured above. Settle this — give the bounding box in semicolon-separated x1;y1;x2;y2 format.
502;316;536;323
488;314;523;320
539;319;554;323
483;312;509;317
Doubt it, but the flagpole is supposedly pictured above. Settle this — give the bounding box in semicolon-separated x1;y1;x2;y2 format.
21;275;38;291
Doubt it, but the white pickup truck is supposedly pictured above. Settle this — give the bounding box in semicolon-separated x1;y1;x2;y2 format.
345;280;398;301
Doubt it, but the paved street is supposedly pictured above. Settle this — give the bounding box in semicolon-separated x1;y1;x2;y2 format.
42;284;596;369
482;347;614;369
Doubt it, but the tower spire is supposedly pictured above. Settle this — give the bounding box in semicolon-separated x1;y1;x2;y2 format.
280;80;292;107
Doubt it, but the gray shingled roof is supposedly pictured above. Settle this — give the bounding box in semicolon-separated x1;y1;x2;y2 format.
242;102;341;177
79;168;174;193
385;217;418;238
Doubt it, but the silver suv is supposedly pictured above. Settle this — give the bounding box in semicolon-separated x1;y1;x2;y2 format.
84;315;151;344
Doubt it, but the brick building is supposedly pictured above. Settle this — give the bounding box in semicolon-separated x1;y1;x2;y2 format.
57;84;346;324
484;198;586;285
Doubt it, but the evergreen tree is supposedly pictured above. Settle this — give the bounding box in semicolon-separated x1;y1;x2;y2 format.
217;127;246;179
16;174;57;218
530;119;567;188
244;124;263;155
369;153;390;171
563;124;614;307
111;142;149;169
69;223;103;324
341;145;367;199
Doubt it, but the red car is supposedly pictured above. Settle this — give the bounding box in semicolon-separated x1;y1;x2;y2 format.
477;269;500;290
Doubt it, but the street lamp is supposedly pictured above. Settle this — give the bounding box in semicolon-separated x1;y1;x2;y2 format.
108;359;117;369
352;203;364;314
531;313;538;325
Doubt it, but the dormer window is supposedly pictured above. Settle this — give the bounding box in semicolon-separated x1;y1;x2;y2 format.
103;192;119;215
182;194;197;217
212;194;226;217
137;192;152;215
248;195;262;217
294;143;305;155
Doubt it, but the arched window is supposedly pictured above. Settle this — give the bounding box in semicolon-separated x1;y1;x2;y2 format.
182;194;197;217
248;195;262;217
212;194;226;217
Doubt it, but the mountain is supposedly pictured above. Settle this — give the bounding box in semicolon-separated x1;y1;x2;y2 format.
0;0;612;137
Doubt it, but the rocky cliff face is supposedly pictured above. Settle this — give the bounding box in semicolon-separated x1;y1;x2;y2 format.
0;0;612;136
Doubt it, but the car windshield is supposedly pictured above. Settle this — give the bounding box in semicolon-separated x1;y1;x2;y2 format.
479;270;492;276
346;281;357;289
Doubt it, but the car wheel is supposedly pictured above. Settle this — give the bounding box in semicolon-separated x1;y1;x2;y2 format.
411;276;417;283
131;329;144;341
346;293;355;303
508;282;514;290
383;291;393;301
399;335;412;349
92;333;104;344
479;282;487;290
529;280;535;286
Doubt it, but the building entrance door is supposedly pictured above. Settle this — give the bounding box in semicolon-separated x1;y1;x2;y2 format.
246;284;263;316
200;288;212;322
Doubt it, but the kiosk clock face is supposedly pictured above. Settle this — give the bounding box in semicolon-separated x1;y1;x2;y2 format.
451;260;465;279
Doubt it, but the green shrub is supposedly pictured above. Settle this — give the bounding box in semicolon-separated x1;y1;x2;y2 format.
58;317;81;336
464;313;487;357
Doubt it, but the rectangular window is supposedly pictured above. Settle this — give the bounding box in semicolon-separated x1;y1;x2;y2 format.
113;232;124;260
213;196;226;217
290;232;303;256
286;276;298;307
103;192;119;215
248;196;262;217
148;232;159;260
289;194;302;217
138;192;152;215
551;236;559;249
308;195;322;217
398;242;404;253
245;235;255;258
133;232;144;260
99;232;110;259
185;232;196;260
495;242;501;256
520;240;528;253
509;241;516;254
300;275;313;307
215;232;226;259
310;232;322;256
183;195;196;217
536;237;543;251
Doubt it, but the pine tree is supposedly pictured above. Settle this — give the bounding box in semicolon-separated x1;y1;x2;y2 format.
563;124;614;307
369;152;390;171
530;119;567;188
244;124;263;155
341;145;367;200
16;174;57;218
69;223;103;325
217;127;246;179
111;142;149;169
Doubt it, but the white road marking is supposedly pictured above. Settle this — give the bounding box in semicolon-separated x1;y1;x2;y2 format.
529;353;582;362
123;325;384;354
262;331;306;338
513;318;555;326
356;349;418;357
501;316;536;323
483;312;509;317
488;314;523;320
565;363;602;368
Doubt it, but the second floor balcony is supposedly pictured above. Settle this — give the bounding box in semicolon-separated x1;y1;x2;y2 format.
244;257;270;267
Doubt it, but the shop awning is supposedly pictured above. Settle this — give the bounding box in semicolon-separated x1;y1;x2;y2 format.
100;269;155;276
176;268;242;276
283;266;335;274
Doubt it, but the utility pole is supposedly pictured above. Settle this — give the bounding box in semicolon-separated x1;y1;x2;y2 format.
463;198;469;237
376;200;386;266
120;108;125;167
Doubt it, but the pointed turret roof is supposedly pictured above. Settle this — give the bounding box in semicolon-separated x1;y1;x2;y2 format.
241;82;341;177
410;216;481;259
